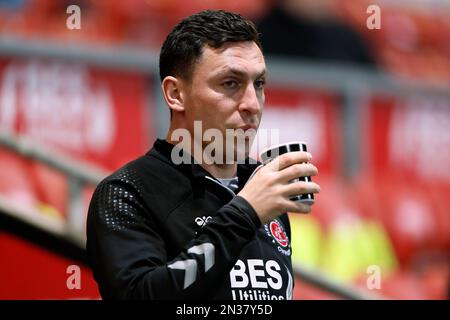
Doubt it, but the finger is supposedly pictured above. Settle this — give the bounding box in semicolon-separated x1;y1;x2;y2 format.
265;151;312;172
282;199;312;214
277;163;318;182
281;181;321;197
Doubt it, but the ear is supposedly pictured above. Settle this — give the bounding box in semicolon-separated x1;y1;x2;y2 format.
161;76;185;113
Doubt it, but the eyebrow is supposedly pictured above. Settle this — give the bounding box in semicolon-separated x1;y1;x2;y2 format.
214;67;267;80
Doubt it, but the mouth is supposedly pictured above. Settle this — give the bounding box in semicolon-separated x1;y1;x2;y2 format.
233;125;258;143
236;124;258;131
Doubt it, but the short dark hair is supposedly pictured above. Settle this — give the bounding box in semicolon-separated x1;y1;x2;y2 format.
159;10;262;82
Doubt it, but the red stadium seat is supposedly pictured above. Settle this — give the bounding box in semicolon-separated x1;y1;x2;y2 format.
367;178;446;266
426;183;450;251
381;268;448;300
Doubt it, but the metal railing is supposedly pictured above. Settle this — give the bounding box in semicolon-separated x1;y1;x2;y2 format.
0;131;108;247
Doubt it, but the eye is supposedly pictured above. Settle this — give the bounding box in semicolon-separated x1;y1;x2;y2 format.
254;79;266;90
223;80;239;90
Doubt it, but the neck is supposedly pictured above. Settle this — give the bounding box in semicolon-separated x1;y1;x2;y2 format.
201;162;237;179
165;130;238;179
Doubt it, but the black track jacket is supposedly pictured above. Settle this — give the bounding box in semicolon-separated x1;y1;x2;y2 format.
87;139;293;300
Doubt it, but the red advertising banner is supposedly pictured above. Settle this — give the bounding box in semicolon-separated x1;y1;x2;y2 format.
0;58;154;217
364;94;450;187
0;58;153;171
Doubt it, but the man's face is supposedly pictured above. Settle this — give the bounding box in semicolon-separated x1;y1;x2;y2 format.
181;41;266;162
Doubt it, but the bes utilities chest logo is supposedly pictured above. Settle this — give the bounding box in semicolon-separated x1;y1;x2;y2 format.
229;259;293;300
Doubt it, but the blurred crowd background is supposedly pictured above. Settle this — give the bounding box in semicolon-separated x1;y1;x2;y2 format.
0;0;449;300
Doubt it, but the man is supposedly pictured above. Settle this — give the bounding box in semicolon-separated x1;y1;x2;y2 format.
87;10;320;300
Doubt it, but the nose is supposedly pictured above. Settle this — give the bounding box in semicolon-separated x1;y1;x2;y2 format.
238;82;261;117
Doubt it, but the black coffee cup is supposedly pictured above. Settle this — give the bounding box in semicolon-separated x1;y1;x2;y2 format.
260;141;314;207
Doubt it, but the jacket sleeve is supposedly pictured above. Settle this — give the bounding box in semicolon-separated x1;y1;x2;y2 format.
86;179;261;300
